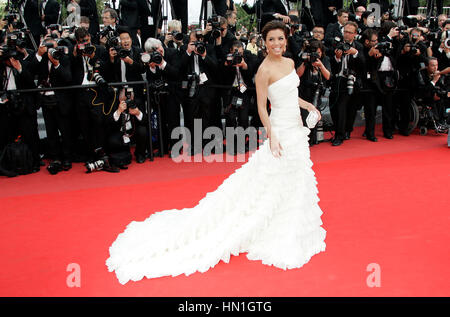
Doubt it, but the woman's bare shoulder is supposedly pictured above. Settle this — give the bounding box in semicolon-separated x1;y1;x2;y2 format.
256;62;271;83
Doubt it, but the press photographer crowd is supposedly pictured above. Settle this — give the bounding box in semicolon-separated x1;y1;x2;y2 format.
0;0;449;177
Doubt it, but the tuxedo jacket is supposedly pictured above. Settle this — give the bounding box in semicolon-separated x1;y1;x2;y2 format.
0;60;37;115
104;45;146;97
79;0;100;36
261;0;297;30
119;0;140;29
325;22;344;48
70;44;108;85
23;0;43;38
35;54;73;114
41;0;60;27
329;40;365;89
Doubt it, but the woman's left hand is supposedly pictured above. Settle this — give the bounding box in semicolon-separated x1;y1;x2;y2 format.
308;104;321;121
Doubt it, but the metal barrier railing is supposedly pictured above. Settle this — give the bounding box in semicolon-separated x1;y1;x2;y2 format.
2;80;164;161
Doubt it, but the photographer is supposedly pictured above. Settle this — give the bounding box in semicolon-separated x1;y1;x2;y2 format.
0;35;40;172
361;26;399;141
221;40;256;153
396;24;428;135
70;27;117;171
161;20;187;51
287;14;310;60
104;26;145;102
119;0;140;44
204;15;236;59
143;37;182;158
34;34;73;174
39;0;60;30
98;8;119;46
297;39;331;146
79;0;100;37
178;30;219;155
325;8;349;49
104;87;147;168
329;21;365;146
417;57;449;132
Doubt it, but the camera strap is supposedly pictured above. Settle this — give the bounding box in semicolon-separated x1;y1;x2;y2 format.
3;67;15;91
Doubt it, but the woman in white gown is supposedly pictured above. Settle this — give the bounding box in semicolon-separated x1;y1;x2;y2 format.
106;21;326;285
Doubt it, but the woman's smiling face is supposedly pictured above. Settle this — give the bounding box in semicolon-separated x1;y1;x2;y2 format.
265;28;287;57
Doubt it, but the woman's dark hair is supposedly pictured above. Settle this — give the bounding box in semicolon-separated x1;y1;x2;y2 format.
308;39;325;57
261;20;288;42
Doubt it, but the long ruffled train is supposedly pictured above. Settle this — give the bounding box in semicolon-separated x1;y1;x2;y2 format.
106;125;326;285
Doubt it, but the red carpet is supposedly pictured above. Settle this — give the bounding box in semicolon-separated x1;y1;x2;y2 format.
0;126;449;297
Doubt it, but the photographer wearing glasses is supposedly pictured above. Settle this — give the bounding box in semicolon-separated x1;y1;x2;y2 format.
329;21;365;146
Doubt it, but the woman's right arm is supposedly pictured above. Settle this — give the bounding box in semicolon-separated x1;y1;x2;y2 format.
255;67;271;139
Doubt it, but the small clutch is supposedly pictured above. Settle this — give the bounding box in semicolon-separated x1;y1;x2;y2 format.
306;110;320;128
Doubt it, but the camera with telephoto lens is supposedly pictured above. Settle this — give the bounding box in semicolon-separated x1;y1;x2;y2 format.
77;41;96;55
0;32;27;61
335;38;352;52
48;46;68;60
170;30;184;42
141;50;163;64
344;69;357;95
124;87;137;112
85;160;106;173
46;24;62;32
409;43;419;55
193;41;206;55
300;49;320;64
2;10;22;28
207;15;221;39
375;41;393;55
226;49;243;66
185;73;200;98
87;61;107;87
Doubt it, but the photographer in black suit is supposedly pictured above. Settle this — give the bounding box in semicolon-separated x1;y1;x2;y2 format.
329;21;365;146
297;40;331;146
119;0;140;45
137;0;161;46
325;8;349;49
70;27;117;171
0;45;40;171
39;0;60;29
23;0;44;48
34;34;73;173
79;0;100;37
361;26;400;142
261;0;298;29
178;31;219;155
324;0;343;26
221;40;257;153
143;37;182;158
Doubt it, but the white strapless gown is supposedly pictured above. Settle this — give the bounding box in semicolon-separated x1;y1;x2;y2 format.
106;69;326;284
